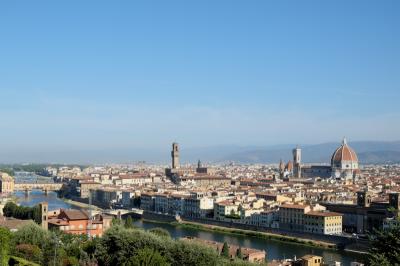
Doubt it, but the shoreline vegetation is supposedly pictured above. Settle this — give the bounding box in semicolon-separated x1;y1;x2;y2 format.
36;191;366;256
19;192;365;256
171;221;335;248
142;218;367;255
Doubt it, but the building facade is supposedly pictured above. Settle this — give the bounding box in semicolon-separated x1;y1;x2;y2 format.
0;172;14;194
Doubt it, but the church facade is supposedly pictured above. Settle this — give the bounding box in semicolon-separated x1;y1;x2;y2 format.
279;138;360;182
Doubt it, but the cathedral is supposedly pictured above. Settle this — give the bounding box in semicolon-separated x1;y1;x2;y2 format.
279;138;360;183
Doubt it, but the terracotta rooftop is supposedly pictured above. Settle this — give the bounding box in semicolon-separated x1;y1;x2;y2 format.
280;204;308;209
306;211;343;217
61;209;89;220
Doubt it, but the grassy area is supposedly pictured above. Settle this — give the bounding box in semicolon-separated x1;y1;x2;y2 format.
170;221;336;249
9;256;41;266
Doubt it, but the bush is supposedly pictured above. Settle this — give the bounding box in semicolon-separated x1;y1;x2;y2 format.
14;244;42;264
170;240;220;266
8;256;40;266
13;222;50;249
128;248;170;266
0;227;12;266
94;226;223;266
148;227;171;239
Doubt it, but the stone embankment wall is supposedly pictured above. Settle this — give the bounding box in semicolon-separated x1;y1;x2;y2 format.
142;211;179;223
181;217;370;252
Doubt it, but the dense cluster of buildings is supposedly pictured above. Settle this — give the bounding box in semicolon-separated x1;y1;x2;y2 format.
35;140;399;239
0;139;398;266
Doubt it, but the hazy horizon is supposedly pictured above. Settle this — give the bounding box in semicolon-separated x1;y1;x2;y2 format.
1;139;400;165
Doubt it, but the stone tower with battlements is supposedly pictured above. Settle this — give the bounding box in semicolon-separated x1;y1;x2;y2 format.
171;142;180;169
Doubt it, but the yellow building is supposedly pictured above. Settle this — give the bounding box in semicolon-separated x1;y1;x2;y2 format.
279;203;343;235
0;172;14;194
300;255;323;266
304;211;343;235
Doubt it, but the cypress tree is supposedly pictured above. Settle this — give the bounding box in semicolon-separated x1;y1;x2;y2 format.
221;242;230;258
236;246;243;259
125;216;134;229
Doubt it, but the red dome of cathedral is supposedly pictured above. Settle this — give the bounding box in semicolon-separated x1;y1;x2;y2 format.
331;138;358;166
286;160;293;172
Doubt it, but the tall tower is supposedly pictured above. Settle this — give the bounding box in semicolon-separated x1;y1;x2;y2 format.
292;146;302;178
171;142;180;169
39;202;48;230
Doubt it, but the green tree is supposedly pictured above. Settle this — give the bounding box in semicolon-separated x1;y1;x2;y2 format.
128;248;170;266
221;242;230;258
368;224;400;265
13;222;50;249
94;226;221;266
0;227;11;266
14;244;43;264
125;216;134;229
170;240;219;266
111;217;122;226
236;247;243;259
3;201;17;217
3;202;42;224
149;227;170;239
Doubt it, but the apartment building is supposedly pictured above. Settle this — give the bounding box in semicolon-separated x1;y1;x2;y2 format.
183;196;214;218
91;187;122;208
279;204;343;235
214;200;240;220
48;209;112;237
114;174;153;186
79;181;101;198
0;172;14;194
304;211;342;235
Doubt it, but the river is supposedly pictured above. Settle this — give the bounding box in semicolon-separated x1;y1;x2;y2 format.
13;189;365;265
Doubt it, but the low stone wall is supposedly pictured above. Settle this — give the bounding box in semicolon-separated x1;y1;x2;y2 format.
142;211;179;223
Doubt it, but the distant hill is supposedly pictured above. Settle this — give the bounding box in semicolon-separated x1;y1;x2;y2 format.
218;141;400;164
2;141;400;165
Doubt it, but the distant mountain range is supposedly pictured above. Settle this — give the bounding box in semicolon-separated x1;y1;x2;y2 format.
1;141;400;165
211;141;400;164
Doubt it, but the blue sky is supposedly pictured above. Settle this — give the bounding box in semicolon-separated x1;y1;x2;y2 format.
0;0;399;159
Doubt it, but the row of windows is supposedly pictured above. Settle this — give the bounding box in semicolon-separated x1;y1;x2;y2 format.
60;224;102;230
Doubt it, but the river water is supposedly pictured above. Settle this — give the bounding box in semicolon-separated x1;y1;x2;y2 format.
13;190;365;265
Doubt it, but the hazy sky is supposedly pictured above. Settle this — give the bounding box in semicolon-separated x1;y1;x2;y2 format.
0;0;399;159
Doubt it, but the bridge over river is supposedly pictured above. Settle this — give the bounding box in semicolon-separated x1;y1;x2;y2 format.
13;172;63;194
14;182;63;194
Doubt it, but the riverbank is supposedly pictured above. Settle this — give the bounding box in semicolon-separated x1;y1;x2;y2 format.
170;220;336;249
62;198;103;211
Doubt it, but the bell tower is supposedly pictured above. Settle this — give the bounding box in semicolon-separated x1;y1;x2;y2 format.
171;142;180;169
292;146;302;178
389;193;400;210
357;191;372;207
39;202;48;230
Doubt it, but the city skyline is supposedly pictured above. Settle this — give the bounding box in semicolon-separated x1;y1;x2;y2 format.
1;1;399;161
